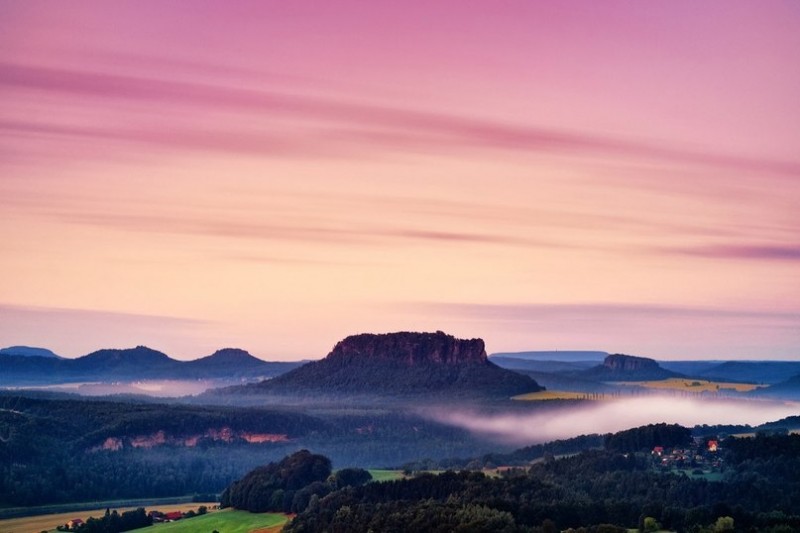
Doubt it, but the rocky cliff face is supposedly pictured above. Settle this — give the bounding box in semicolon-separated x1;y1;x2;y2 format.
603;354;661;372
236;331;542;398
327;331;487;366
579;353;680;382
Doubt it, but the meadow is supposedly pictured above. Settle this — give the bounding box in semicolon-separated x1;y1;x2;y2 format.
512;390;595;401
367;469;405;482
0;503;217;533
620;378;763;393
137;509;287;533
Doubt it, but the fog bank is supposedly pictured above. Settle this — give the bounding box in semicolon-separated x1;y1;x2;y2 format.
430;397;799;446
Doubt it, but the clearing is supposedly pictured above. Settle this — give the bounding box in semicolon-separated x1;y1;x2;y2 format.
512;390;594;401
0;502;216;533
617;378;763;393
138;509;287;533
368;469;405;482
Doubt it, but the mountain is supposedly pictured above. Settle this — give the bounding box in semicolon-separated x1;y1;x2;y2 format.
0;346;301;385
224;331;543;399
658;360;725;376
0;346;61;358
182;348;303;378
72;346;178;376
490;350;608;363
579;354;681;382
693;361;800;385
753;374;800;400
490;356;598;374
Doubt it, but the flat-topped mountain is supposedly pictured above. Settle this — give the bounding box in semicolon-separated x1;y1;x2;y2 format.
227;331;543;399
579;353;681;382
326;331;487;365
0;346;61;358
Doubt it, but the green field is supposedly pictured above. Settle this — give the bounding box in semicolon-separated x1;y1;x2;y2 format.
368;469;405;482
617;378;763;393
512;390;594;401
138;509;287;533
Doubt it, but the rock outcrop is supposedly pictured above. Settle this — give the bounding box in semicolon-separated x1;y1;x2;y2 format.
580;353;681;382
326;331;487;366
232;331;543;399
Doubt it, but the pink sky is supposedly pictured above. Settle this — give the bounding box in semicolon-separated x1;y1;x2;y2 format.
1;1;798;360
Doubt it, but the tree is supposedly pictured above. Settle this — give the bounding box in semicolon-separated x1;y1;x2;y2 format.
642;516;660;532
714;516;734;532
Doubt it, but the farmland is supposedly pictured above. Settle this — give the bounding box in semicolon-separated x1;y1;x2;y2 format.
618;378;764;393
0;502;216;533
367;469;404;482
138;509;287;533
512;390;594;401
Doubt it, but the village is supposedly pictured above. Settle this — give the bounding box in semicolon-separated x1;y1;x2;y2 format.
651;437;723;476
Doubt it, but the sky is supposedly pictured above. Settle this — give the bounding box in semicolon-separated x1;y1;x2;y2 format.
1;1;798;361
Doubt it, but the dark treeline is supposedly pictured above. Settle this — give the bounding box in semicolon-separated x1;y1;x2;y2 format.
283;433;800;533
221;450;372;514
0;393;495;507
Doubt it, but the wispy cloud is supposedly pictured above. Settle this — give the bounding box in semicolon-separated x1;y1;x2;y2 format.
56;211;556;248
670;244;800;261
0;304;211;359
3;61;799;176
413;302;799;322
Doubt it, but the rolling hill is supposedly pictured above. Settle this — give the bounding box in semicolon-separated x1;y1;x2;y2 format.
0;346;302;385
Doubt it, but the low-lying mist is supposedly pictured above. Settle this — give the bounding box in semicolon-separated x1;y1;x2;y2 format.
428;396;799;446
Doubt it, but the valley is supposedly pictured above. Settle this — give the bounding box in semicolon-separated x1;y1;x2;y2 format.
2;332;799;532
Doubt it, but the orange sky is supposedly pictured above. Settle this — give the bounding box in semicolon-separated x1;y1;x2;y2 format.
1;1;798;360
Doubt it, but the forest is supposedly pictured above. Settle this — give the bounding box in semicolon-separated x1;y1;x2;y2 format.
0;392;491;507
277;432;800;533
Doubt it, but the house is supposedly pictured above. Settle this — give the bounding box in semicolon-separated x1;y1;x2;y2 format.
164;511;183;521
708;440;718;452
67;518;84;529
652;446;664;456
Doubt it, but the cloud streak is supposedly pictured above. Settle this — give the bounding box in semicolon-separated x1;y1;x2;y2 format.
3;62;799;176
0;304;211;359
670;244;800;262
414;302;799;322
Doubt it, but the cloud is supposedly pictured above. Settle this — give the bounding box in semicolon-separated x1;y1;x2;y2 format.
413;302;799;322
670;244;800;262
427;397;800;446
2;61;799;176
0;303;210;359
57;211;551;248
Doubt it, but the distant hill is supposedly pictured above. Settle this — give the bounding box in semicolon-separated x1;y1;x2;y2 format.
0;346;301;385
694;361;800;385
223;331;543;399
752;374;800;400
490;350;608;362
658;360;725;376
182;348;302;378
509;369;618;393
491;356;598;374
72;346;177;375
579;354;681;382
0;346;61;358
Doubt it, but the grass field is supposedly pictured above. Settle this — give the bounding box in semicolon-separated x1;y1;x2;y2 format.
368;469;405;482
619;378;763;393
138;509;287;533
0;502;217;533
512;390;593;401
